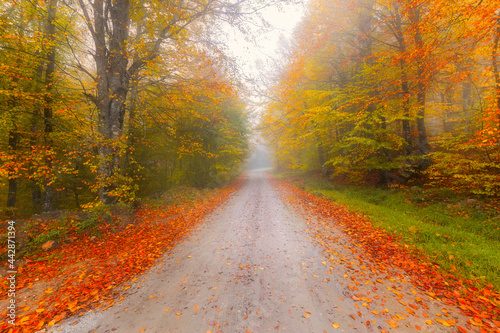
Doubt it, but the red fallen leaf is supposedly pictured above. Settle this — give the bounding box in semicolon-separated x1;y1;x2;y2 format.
436;318;452;327
415;325;421;331
457;326;468;333
349;314;355;320
408;304;419;310
468;319;484;327
47;315;63;327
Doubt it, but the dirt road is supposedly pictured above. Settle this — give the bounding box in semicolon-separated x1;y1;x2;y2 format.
48;170;473;332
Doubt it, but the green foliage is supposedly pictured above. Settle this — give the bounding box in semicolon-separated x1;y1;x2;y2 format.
27;229;62;255
77;204;113;234
23;216;68;256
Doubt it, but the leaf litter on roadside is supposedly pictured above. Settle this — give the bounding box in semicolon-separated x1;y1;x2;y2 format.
0;176;247;333
268;174;500;332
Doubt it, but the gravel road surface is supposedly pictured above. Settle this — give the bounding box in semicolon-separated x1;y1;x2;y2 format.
48;170;472;333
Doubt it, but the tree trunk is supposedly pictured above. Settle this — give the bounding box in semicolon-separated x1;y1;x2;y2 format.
393;3;412;156
30;33;45;210
41;0;58;212
6;129;19;208
410;6;430;160
401;76;412;155
5;21;25;208
124;72;140;174
90;0;130;204
7;179;17;208
462;77;472;132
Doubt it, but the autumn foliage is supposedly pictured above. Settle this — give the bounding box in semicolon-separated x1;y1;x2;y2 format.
0;0;252;214
261;0;500;195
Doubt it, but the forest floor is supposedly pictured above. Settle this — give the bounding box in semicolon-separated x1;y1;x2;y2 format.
29;170;498;333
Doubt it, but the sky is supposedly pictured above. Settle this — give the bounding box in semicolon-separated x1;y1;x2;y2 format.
220;2;306;103
215;2;307;151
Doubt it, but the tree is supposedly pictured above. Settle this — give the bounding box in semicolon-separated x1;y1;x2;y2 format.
262;0;500;190
73;0;287;203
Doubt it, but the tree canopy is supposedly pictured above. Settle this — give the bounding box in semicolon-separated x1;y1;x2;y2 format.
261;0;500;196
0;0;287;214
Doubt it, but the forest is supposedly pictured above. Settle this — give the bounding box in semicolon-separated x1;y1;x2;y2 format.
0;0;259;216
262;0;500;196
3;1;500;332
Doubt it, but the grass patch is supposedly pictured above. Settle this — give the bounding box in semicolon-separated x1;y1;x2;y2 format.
284;174;500;291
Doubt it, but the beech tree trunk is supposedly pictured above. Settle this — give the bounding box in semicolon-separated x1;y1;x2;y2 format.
124;72;140;174
41;0;58;212
393;3;412;156
81;0;131;204
6;129;19;208
410;6;430;160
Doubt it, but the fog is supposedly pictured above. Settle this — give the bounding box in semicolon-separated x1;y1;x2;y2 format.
245;144;272;170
